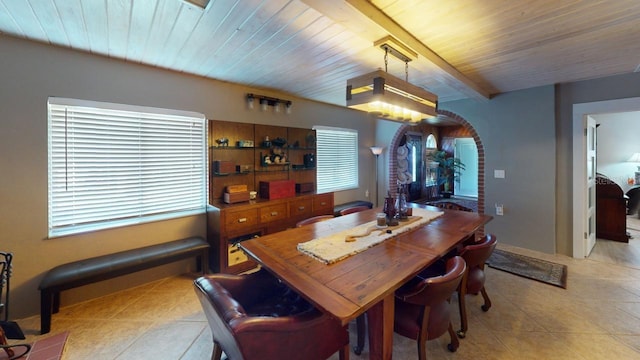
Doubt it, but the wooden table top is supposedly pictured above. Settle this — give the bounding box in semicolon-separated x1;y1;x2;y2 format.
239;204;492;326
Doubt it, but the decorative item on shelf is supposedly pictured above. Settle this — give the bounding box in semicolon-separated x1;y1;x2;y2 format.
296;182;314;193
346;36;437;124
259;180;295;200
216;138;229;147
303;153;315;168
236;139;253;147
213;160;235;174
262;136;271;148
246;93;292;114
271;137;287;148
223;184;250;204
305;131;316;147
236;164;252;173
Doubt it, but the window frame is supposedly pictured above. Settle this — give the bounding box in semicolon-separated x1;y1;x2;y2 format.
314;126;359;193
47;97;207;238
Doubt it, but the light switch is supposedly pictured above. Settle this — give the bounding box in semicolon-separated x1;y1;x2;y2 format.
494;170;505;178
495;204;504;216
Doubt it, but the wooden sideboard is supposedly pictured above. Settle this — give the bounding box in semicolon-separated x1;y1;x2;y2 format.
207;192;334;273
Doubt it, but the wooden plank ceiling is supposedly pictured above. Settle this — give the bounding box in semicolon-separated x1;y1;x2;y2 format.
0;0;638;107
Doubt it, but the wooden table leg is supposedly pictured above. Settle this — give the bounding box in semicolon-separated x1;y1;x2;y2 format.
366;293;395;360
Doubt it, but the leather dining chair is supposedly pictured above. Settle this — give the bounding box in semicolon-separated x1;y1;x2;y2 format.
338;206;370;216
193;269;350;360
295;215;334;227
455;234;497;338
393;256;467;360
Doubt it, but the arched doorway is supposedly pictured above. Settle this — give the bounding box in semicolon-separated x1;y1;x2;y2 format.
387;110;485;219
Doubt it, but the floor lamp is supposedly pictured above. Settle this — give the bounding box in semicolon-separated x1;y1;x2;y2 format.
370;146;384;207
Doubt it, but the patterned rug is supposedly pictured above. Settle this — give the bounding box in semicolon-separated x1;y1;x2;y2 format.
487;249;568;289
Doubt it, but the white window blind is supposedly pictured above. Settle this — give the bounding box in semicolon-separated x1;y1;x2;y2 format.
314;126;358;193
47;98;207;237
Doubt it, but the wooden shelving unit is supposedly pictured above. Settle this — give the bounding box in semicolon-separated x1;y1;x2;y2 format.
207;119;331;273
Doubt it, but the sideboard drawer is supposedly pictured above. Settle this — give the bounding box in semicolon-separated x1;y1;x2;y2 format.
225;208;259;232
313;193;334;214
259;203;288;224
289;198;313;218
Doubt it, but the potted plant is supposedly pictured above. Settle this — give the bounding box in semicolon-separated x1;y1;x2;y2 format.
426;150;465;197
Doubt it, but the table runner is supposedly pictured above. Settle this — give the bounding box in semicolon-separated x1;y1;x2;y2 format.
297;207;444;264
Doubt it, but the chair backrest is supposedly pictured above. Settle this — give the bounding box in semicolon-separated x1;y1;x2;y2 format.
433;201;473;212
295;215;334;227
459;234;497;269
339;205;370;216
194;270;348;360
396;256;466;306
194;276;245;360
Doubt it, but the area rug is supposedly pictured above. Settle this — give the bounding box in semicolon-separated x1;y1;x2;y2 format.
486;249;568;289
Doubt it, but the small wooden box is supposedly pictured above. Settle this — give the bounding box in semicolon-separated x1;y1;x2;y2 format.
259;180;295;200
296;182;314;193
213;160;235;174
224;191;250;204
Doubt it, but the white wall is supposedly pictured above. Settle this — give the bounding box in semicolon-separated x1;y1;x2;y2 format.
0;35;375;318
592;112;640;193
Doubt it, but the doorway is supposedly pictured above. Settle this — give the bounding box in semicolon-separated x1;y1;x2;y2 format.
386;110;486;227
572;97;640;258
455;138;478;198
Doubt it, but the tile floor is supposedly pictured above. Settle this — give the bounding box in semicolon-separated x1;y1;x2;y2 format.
7;224;640;359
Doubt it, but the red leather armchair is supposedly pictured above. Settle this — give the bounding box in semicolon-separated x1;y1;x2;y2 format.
193;269;349;360
456;234;497;338
393;256;466;360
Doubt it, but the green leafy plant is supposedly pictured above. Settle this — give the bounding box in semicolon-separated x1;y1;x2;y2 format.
426;150;465;193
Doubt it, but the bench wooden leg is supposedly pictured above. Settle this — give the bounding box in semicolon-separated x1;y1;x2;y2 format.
40;291;53;334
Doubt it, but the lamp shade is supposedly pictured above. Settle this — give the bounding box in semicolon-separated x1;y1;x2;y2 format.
629;153;640;162
370;146;384;155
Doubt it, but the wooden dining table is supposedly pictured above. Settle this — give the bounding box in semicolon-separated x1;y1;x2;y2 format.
238;203;492;360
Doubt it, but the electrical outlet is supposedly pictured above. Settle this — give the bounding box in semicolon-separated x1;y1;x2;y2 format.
365;190;369;198
495;204;504;216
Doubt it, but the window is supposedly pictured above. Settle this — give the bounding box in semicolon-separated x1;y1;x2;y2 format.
48;98;207;237
314;126;358;193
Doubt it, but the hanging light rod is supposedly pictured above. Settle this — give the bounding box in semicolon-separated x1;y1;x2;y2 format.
246;93;292;114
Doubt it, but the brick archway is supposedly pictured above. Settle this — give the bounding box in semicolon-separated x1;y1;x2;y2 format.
387;110;485;221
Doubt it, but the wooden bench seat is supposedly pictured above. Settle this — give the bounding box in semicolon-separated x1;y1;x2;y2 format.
38;237;209;334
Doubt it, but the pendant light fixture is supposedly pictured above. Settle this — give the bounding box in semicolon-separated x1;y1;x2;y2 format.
346;36;437;124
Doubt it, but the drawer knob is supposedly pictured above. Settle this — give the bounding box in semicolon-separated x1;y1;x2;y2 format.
238;218;247;223
271;211;278;216
321;202;327;206
298;206;305;211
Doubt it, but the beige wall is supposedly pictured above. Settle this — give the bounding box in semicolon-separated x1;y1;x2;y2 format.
0;35;375;318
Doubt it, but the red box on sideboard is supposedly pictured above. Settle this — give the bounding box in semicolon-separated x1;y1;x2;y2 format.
259;180;295;200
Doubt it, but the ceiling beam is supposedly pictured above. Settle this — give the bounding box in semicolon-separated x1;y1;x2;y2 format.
302;0;491;100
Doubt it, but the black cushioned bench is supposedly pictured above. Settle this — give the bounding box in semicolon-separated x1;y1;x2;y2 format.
38;236;209;334
333;200;373;217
